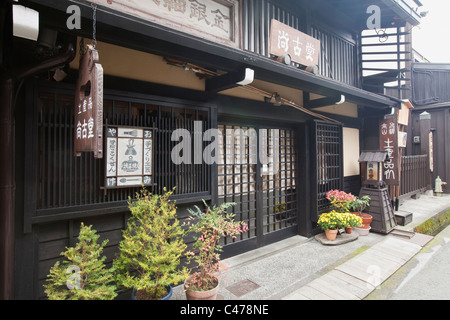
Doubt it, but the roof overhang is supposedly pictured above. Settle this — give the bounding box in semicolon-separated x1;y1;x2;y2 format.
380;0;422;26
25;0;398;111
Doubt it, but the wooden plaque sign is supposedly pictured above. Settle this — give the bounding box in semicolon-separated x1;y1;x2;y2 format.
74;44;104;158
105;126;155;189
270;19;320;66
379;117;399;186
86;0;240;48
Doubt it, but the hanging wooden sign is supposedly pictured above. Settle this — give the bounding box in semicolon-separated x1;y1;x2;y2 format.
105;126;155;189
74;44;104;158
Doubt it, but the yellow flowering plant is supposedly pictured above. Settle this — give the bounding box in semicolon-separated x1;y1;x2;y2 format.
339;212;363;229
317;211;344;231
318;211;363;231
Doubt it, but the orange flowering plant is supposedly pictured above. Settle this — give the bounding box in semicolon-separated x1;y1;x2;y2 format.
185;201;248;292
326;189;356;213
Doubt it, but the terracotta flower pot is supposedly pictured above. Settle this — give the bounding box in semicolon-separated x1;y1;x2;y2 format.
325;229;338;241
184;275;220;300
345;226;353;234
353;212;372;228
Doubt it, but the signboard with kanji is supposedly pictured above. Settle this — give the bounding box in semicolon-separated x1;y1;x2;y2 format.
74;45;103;158
87;0;240;48
269;19;320;66
105;126;155;189
380;117;399;186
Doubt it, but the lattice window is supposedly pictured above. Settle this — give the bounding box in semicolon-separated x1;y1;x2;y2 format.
312;121;343;220
35;89;211;210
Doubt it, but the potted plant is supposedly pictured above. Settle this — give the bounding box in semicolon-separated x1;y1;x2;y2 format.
317;210;344;241
44;223;117;300
349;195;372;229
184;200;248;300
326;189;356;213
342;212;363;234
113;187;189;300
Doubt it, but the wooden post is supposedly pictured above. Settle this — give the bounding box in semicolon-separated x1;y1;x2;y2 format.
0;76;15;300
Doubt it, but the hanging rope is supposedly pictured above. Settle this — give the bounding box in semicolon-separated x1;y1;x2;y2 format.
91;1;97;48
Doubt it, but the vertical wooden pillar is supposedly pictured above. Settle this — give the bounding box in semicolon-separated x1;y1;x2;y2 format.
0;0;14;300
0;77;15;300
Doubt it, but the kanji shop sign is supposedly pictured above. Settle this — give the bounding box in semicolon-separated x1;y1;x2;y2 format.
74;45;103;158
105;126;155;189
380;117;399;186
269;19;320;66
87;0;240;48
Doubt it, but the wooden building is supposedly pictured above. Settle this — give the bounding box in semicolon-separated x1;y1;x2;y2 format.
1;0;423;299
408;62;450;192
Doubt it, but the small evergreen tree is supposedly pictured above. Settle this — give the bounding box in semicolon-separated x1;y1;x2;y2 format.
113;187;189;300
44;223;117;300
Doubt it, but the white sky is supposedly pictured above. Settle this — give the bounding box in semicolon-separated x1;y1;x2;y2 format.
412;0;450;63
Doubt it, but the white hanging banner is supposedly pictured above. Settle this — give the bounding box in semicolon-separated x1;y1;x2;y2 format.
105;126;155;189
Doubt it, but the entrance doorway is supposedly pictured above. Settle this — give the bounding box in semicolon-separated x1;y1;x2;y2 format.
217;124;298;254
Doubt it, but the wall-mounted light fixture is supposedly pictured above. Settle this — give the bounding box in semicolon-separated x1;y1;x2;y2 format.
206;67;254;92
13;4;39;41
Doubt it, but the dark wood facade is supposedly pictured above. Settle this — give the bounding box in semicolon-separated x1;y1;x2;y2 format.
408;63;450;192
2;0;423;299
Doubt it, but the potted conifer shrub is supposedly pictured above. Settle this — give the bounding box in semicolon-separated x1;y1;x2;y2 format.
44;223;117;300
113;187;189;300
184;201;248;300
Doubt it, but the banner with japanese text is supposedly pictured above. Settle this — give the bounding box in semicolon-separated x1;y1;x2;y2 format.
379;117;399;186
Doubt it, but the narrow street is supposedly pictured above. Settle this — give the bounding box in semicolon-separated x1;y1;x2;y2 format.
366;225;450;300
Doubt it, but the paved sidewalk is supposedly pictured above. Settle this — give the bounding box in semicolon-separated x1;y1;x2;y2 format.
282;235;429;300
172;193;450;300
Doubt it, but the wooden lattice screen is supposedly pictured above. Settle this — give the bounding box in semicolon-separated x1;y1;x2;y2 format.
311;120;343;221
36;90;211;211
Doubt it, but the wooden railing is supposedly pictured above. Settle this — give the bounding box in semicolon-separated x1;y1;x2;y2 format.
400;155;429;199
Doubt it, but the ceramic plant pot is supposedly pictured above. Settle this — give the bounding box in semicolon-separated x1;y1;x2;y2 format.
354;226;371;236
345;226;353;234
184;276;220;300
131;286;173;300
325;229;338;241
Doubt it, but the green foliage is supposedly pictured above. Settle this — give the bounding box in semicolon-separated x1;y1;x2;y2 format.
44;223;117;300
349;195;371;214
113;187;189;300
414;210;450;236
185;200;248;291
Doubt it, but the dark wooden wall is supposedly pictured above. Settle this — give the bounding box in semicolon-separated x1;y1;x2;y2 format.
409;107;450;192
242;0;359;87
